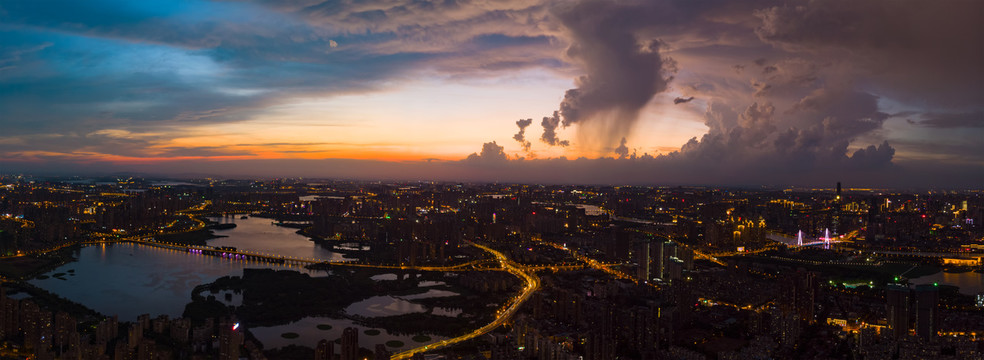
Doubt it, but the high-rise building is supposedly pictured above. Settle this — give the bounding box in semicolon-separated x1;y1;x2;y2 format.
656;241;676;280
886;284;910;339
315;339;334;360
780;269;817;324
341;327;359;360
914;284;940;340
635;240;650;282
218;321;243;360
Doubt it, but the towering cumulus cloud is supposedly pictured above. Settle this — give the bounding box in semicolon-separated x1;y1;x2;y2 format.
549;0;674;148
512;118;533;151
614;137;629;158
540;111;569;147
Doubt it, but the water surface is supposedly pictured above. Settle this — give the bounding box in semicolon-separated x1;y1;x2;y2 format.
208;216;348;261
30;243;316;321
910;271;984;295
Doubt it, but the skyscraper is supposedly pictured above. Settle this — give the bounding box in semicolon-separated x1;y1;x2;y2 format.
315;339;334;360
914;284;940;340
341;327;359;360
218;321;242;360
656;241;676;280
886;284;910;339
635;240;650;282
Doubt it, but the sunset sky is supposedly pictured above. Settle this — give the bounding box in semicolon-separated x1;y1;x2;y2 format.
0;0;981;187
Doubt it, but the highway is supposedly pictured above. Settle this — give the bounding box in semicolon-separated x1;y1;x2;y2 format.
391;240;540;359
540;241;636;280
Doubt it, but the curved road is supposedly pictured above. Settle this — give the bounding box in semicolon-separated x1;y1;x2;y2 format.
391;240;540;359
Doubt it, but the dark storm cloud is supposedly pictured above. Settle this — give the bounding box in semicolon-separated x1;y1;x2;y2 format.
551;0;674;146
754;0;984;106
512;118;533;151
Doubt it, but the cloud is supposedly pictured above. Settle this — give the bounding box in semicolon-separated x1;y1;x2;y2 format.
512;118;533;151
539;111;569;147
754;0;984;106
673;97;694;104
464;141;509;163
551;0;675;149
0;0;981;184
614;137;629;158
6;148;976;188
918;112;984;129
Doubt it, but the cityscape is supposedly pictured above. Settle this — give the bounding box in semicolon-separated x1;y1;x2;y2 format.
1;0;982;359
0;177;981;359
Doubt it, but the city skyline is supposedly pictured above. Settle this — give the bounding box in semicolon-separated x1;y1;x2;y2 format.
1;0;982;187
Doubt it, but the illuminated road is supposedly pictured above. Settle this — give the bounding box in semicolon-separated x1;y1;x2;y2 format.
540;241;635;280
391;240;540;360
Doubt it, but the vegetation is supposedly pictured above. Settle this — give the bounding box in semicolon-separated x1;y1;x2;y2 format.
3;281;103;320
0;246;77;279
184;268;376;326
154;228;222;245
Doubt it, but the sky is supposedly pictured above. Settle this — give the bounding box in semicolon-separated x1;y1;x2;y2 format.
0;0;982;187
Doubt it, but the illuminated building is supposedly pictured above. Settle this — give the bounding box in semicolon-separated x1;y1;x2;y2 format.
218;321;242;360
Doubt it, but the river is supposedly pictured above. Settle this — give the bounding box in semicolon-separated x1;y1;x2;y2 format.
26;218;457;351
910;270;984;295
28;242;319;321
207;215;349;261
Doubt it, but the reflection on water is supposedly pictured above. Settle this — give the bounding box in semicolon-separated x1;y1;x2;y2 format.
371;273;398;281
431;307;462;317
250;316;446;350
208;216;349;261
345;296;428;317
399;289;459;300
29;243;321;321
910;271;984;295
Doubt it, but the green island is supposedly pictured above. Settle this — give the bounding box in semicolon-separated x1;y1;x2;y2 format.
412;335;432;342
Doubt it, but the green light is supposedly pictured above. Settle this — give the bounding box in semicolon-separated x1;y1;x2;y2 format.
934;282;938;286
894;277;899;282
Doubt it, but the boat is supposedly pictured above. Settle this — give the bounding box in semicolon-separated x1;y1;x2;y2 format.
240;215;248;220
